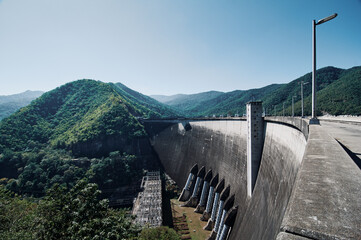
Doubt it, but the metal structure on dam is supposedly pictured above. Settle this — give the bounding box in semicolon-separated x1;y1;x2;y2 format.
141;103;361;240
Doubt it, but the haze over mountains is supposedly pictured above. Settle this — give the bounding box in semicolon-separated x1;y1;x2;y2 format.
0;90;44;120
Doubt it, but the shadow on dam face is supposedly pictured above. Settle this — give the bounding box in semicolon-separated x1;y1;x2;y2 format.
143;119;307;240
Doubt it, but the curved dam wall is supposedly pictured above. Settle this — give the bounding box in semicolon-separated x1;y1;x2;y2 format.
144;119;306;240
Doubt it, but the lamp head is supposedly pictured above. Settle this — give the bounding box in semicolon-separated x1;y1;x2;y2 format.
316;13;337;25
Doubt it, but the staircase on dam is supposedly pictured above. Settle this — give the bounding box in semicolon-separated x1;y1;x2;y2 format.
141;104;361;240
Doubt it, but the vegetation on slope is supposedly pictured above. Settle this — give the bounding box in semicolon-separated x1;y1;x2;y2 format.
151;91;224;112
0;180;140;240
0;79;171;194
0;79;179;239
156;66;360;117
114;82;180;118
276;66;361;116
0;80;148;155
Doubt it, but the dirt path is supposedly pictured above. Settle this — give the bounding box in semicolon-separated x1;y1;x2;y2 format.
171;199;210;240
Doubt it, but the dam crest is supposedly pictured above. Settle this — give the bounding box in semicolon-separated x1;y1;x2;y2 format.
142;104;361;240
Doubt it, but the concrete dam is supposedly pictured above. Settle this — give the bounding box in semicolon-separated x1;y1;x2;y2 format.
142;103;361;240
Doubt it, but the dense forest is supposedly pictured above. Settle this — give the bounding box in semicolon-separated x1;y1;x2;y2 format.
153;66;361;117
0;80;180;239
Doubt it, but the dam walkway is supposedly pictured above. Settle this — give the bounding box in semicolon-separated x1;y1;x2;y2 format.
277;119;361;240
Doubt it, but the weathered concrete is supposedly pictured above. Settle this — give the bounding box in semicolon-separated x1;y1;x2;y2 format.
178;164;198;202
278;124;361;240
144;119;307;239
247;101;264;197
233;121;306;240
276;232;309;240
265;116;309;140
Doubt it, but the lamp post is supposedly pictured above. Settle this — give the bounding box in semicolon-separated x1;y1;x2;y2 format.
283;102;285;117
311;13;337;124
292;96;296;117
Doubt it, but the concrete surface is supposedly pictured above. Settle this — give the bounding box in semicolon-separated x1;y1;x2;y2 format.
234;121;306;240
318;115;361;124
143;118;361;240
144;119;307;240
278;124;361;240
276;232;309;240
320;120;361;166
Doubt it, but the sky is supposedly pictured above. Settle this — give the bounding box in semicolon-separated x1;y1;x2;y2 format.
0;0;360;96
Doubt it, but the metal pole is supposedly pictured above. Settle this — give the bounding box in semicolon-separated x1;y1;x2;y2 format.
310;13;337;123
283;102;285;117
311;20;317;120
292;96;295;117
301;81;304;117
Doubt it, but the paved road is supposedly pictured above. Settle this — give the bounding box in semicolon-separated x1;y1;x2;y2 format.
320;120;361;168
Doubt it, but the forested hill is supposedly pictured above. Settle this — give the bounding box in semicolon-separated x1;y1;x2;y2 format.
0;90;44;120
0;80;177;157
151;91;224;110
153;66;361;117
113;82;182;117
264;66;361;116
0;80;181;238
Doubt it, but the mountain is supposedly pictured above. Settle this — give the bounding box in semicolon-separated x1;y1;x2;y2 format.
151;91;223;105
0;79;177;196
0;90;44;120
151;91;224;114
154;66;360;117
263;66;345;116
114;82;181;117
0;80;177;158
269;66;361;116
306;66;361;115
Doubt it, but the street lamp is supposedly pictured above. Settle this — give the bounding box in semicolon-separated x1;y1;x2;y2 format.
310;13;337;124
292;96;297;117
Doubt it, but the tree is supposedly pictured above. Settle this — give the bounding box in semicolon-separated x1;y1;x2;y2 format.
35;179;140;240
139;226;180;240
0;185;37;240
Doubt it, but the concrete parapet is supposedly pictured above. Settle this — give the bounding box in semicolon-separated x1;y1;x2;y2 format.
278;124;361;240
265;116;309;140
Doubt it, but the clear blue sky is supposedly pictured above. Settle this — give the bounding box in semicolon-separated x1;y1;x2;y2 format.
0;0;360;96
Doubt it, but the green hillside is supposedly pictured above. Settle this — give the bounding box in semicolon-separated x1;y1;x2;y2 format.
114;82;181;117
264;66;345;116
0;79;174;197
0;80;145;155
0;90;44;120
158;66;360;117
300;66;361;116
152;91;224;111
